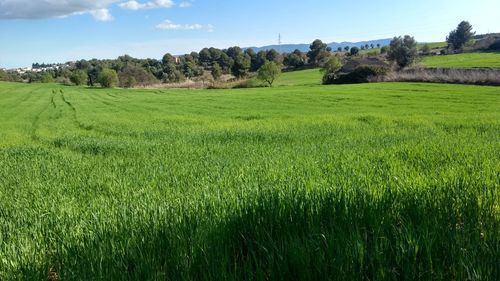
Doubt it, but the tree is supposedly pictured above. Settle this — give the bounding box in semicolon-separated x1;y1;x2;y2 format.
162;53;177;66
387;35;418;68
41;72;54;83
283;49;306;70
251;51;267;71
380;46;389;54
421;44;431;55
199;48;212;68
307;39;330;66
370;44;375;49
377;44;381;48
98;68;119;88
321;56;344;85
337;47;343;52
118;65;157;87
257;61;281;87
70;70;88;86
321;56;342;76
350;47;360;56
211;63;222;80
344;46;350;52
266;49;283;65
231;53;251;78
447;21;475;50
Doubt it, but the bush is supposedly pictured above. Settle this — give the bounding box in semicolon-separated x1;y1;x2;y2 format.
40;73;54;83
232;78;265;89
118;65;157;88
56;77;73;86
98;68;119;88
321;56;343;84
489;40;500;51
70;70;88;86
324;65;389;85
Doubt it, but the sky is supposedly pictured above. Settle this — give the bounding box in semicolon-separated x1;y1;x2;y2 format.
0;0;499;68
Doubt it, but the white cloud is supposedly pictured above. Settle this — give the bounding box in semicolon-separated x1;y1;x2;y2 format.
0;0;119;21
119;0;174;10
0;0;175;21
156;20;213;32
89;9;114;22
179;2;192;8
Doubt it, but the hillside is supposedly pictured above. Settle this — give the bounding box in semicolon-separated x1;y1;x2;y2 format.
421;52;500;68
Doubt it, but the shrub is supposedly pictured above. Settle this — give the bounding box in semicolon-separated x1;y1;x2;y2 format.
98;68;119;88
70;70;88;86
421;44;431;55
232;78;265;89
324;65;389;85
489;40;500;51
40;73;54;83
321;56;343;85
118;65;157;88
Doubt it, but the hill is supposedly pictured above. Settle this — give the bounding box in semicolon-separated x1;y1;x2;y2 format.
248;38;392;53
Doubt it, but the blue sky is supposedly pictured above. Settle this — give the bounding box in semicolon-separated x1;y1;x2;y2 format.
1;0;499;68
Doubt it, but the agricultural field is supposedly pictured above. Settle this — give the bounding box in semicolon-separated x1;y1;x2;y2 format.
421;52;500;69
0;71;499;280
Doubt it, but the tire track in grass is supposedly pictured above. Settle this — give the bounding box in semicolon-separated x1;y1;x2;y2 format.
30;89;56;141
60;89;93;131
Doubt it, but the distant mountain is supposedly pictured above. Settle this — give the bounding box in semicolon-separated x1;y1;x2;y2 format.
248;39;392;53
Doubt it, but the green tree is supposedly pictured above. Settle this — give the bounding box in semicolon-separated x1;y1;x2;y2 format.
447;21;475;50
41;72;54;83
380;46;389;54
257;61;281;87
283;49;306;70
70;70;88;86
388;35;418;68
350;47;360;56
321;56;343;84
421;44;431;55
344;46;350;52
337;47;343;52
231;53;251;78
98;68;119;88
211;63;222;80
307;39;330;66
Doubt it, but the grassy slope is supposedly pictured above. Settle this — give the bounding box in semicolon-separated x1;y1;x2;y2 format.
0;73;499;280
418;42;447;49
421;52;500;69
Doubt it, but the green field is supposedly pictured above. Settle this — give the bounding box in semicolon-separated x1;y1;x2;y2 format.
421;52;500;69
0;73;499;280
418;42;447;49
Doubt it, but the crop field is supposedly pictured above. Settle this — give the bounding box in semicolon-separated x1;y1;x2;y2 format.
421;52;500;69
0;74;499;280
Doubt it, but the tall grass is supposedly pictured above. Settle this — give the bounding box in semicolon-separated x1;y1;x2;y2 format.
379;68;500;86
0;80;498;280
